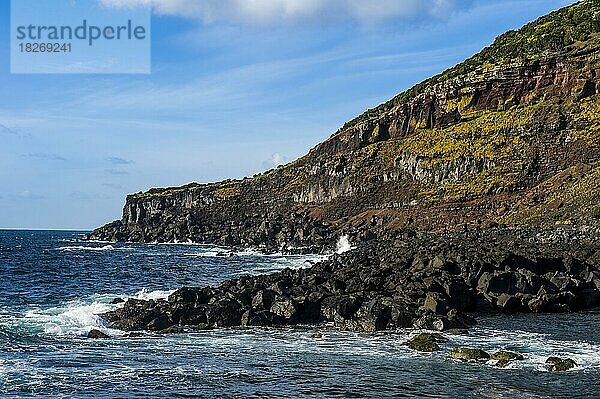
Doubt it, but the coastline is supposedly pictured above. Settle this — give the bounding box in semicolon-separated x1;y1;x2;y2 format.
100;225;600;336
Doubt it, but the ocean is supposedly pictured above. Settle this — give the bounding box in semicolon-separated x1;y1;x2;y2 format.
1;230;599;398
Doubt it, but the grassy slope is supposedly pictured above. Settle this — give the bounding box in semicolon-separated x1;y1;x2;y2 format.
341;0;600;130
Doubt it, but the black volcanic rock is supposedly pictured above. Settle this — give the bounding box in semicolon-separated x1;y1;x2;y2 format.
89;2;600;337
100;226;600;333
546;357;577;372
87;329;110;339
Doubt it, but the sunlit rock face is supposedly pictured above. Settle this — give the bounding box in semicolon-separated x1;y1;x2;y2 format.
89;1;600;248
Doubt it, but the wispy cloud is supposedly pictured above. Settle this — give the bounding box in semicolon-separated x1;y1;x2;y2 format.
102;183;125;189
0;122;31;139
22;153;66;161
107;156;134;165
70;192;110;200
0;123;17;135
105;169;129;175
58;42;467;127
14;191;45;200
99;0;474;25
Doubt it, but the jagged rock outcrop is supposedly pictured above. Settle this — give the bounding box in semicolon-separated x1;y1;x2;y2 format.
101;225;600;333
89;1;600;249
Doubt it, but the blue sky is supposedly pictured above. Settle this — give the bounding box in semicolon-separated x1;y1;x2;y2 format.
0;0;576;230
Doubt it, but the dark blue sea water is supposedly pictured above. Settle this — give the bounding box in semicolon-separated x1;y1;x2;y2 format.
1;230;599;398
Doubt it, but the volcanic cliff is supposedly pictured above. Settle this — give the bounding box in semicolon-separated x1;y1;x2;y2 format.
96;1;600;340
89;1;600;252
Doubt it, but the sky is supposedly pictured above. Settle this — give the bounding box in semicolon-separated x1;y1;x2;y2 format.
0;0;577;230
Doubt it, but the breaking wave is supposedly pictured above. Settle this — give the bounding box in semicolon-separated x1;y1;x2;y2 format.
13;289;174;337
56;245;115;252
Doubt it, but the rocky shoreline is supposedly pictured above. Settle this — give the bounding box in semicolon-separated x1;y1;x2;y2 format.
84;3;600;378
100;226;600;338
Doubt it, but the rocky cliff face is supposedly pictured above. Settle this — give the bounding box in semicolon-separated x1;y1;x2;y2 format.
89;1;600;250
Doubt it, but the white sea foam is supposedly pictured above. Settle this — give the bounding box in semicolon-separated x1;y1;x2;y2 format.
56;245;115;252
183;250;232;258
23;301;114;336
155;240;210;246
127;288;175;302
336;235;352;254
83;239;117;244
19;288;175;337
183;248;328;265
449;327;600;372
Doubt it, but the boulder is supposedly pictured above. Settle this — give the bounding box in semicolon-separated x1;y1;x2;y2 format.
206;298;243;327
320;295;361;320
252;290;275;310
444;281;474;311
421;292;450;314
527;296;549;313
87;329;110;339
478;272;515;295
402;333;447;352
241;309;281;326
491;351;524;361
579;288;600;308
491;351;524;367
147;315;172;331
342;298;391;332
168;287;199;303
546;357;577;371
414;310;476;331
270;298;298;321
496;294;522;313
449;348;490;361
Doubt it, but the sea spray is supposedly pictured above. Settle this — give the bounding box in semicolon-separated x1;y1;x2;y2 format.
336;235;352;254
18;288;175;337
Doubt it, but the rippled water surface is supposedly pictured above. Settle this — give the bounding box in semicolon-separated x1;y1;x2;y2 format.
1;230;599;398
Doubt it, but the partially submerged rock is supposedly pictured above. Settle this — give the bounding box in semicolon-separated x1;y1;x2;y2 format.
87;329;110;339
449;348;490;361
491;351;524;368
413;310;477;331
159;326;185;334
491;351;524;361
402;333;447;352
546;357;577;371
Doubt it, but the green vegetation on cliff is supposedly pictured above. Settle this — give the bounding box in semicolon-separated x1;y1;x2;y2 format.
343;0;600;130
101;0;600;243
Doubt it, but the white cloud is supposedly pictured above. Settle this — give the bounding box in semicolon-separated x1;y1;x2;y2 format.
262;153;290;169
15;191;46;200
22;153;66;161
271;153;289;165
99;0;471;25
107;156;135;165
